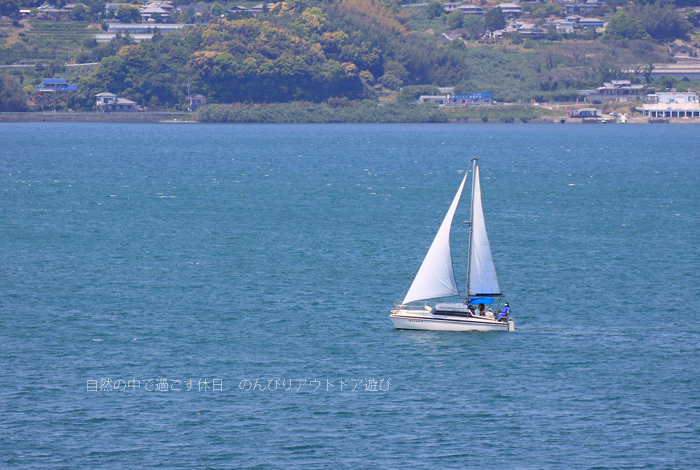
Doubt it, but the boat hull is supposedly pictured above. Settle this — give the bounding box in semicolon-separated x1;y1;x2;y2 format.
390;312;512;332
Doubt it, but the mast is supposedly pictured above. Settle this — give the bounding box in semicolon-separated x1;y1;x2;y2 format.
465;158;477;303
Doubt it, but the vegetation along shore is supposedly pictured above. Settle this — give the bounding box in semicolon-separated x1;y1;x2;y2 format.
2;0;700;123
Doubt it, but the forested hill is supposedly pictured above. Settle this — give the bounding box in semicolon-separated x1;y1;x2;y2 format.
67;0;470;110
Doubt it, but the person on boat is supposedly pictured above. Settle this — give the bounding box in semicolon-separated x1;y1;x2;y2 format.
478;304;486;316
496;303;510;322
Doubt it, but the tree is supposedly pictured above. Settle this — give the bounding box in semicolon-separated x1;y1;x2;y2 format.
379;73;402;90
399;85;440;100
531;3;560;19
211;2;225;17
96;55;128;88
563;42;589;66
628;2;692;40
0;0;20;18
603;10;650;40
178;8;196;24
0;74;27;111
383;60;409;81
545;24;561;41
425;1;443;20
88;3;103;20
450;38;466;50
484;7;505;31
58;1;475;108
359;70;375;84
509;31;523;45
462;14;485;38
446;10;464;30
81;36;97;49
643;63;654;83
70;3;86;21
116;4;140;23
117;44;147;67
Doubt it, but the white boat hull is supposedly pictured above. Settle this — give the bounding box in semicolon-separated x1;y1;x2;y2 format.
390;311;513;332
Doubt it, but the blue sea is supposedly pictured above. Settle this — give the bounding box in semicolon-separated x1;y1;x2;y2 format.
1;123;699;468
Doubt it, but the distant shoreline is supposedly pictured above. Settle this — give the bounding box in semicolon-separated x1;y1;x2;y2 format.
0;112;194;123
0;111;695;124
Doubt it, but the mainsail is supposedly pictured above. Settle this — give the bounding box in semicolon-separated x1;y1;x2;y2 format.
467;162;501;296
402;172;468;304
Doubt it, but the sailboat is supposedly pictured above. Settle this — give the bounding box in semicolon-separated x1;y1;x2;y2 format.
390;159;515;332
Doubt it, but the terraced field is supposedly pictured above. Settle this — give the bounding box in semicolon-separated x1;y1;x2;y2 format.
23;21;92;50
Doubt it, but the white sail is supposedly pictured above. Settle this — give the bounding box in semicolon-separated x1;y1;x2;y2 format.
403;172;468;304
468;163;501;296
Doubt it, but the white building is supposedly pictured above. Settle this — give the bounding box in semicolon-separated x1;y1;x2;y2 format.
96;92;138;112
96;92;117;107
640;92;700;118
570;108;601;118
419;95;447;105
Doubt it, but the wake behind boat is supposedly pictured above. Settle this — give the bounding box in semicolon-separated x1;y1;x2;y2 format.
390;159;514;332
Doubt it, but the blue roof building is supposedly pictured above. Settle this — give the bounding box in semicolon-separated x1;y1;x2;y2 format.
450;92;493;100
35;78;78;93
419;92;494;106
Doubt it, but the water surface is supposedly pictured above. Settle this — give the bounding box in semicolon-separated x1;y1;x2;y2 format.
1;123;698;468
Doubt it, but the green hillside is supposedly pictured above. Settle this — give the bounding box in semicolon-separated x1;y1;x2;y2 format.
65;0;472;110
2;0;699;113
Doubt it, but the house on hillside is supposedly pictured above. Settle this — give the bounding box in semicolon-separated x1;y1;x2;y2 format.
516;23;547;37
96;92;117;107
556;16;604;33
139;1;174;21
250;3;276;14
494;3;522;20
669;40;697;60
175;4;206;14
227;5;253;17
96;92;138;112
595;80;645;101
566;0;603;15
444;2;484;15
140;6;169;21
37;5;70;16
35;79;78;94
188;94;207;111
